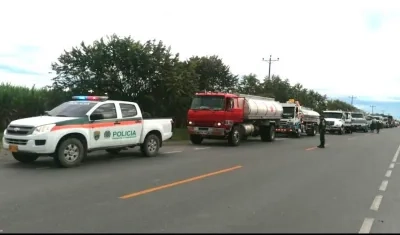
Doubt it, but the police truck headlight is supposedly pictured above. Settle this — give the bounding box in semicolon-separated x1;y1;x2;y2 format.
32;124;56;135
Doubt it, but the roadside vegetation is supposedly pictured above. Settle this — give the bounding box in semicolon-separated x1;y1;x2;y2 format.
0;34;360;140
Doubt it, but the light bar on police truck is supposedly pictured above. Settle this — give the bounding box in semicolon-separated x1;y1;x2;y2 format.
72;96;109;101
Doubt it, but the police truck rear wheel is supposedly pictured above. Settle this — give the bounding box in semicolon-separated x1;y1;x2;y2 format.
141;134;160;157
54;138;85;168
12;153;39;163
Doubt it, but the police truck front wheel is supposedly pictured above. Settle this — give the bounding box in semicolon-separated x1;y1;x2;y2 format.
54;138;85;168
12;153;39;163
141;134;160;157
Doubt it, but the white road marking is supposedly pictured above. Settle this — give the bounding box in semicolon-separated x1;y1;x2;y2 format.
385;170;392;178
392;144;400;162
194;147;210;150
275;138;285;141
163;151;183;154
359;218;374;233
370;195;383;211
348;137;356;140
379;180;388;191
389;163;395;169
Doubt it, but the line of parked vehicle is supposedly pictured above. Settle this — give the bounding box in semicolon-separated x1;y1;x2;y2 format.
2;92;398;168
186;92;399;146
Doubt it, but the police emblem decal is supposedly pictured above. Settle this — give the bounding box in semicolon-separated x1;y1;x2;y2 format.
94;131;101;141
104;130;111;139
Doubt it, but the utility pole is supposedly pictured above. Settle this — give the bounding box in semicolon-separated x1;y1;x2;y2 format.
349;95;357;105
262;55;279;80
370;105;376;114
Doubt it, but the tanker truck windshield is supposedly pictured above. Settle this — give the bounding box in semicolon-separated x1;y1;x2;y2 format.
323;112;343;119
282;107;295;118
352;113;364;118
190;95;225;110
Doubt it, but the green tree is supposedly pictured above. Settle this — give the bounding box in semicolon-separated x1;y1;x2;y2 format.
188;55;238;92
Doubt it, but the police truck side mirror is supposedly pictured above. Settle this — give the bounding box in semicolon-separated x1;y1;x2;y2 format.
90;113;104;121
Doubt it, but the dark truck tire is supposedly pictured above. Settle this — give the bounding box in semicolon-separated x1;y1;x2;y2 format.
141;134;160;157
190;135;203;145
261;125;276;142
54;138;85;168
228;126;241;146
12;153;39;163
338;126;344;135
307;126;317;136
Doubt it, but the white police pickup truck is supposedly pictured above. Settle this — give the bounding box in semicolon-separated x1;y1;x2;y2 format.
2;96;174;168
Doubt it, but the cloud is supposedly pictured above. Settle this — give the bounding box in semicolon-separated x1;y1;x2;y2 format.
366;12;384;31
0;64;42;75
0;0;399;100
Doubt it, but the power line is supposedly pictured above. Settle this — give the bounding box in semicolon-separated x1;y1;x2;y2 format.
349;95;357;105
262;55;279;80
370;105;376;114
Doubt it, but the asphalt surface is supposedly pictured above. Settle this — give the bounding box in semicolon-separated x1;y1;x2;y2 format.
1;128;400;233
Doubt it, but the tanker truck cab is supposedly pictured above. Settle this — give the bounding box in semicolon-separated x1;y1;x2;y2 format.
2;95;173;168
187;92;283;146
277;99;319;138
350;112;369;132
343;112;353;134
277;102;302;137
323;110;348;135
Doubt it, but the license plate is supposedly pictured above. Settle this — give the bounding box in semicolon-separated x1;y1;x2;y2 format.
9;144;18;152
199;131;208;135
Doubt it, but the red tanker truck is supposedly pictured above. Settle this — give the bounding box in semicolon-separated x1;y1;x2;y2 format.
186;92;283;146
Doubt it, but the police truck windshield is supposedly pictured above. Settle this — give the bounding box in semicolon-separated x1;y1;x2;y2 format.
47;101;98;117
323;112;343;119
282;107;295;118
190;96;225;110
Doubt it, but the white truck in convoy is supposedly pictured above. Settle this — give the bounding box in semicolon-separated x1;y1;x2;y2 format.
350;112;369;132
276;99;320;137
323;110;353;134
2;96;174;168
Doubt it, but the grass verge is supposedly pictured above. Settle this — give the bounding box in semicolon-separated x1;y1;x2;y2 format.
171;128;189;141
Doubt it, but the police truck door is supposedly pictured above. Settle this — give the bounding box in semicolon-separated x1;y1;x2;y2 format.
89;103;123;149
117;102;143;145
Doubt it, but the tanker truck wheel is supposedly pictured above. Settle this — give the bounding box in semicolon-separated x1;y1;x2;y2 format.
261;125;275;142
190;135;203;145
307;126;317;136
228;126;241;146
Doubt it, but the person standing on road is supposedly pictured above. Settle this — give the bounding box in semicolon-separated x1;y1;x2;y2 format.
318;115;326;148
376;120;381;134
371;118;376;132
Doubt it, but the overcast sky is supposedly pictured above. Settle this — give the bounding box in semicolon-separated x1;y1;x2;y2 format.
1;0;400;107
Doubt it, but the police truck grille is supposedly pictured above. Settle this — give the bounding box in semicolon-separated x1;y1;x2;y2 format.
326;121;334;125
6;125;34;135
5;138;28;145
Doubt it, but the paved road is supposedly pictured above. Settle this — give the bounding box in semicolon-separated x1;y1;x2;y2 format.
0;129;400;233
